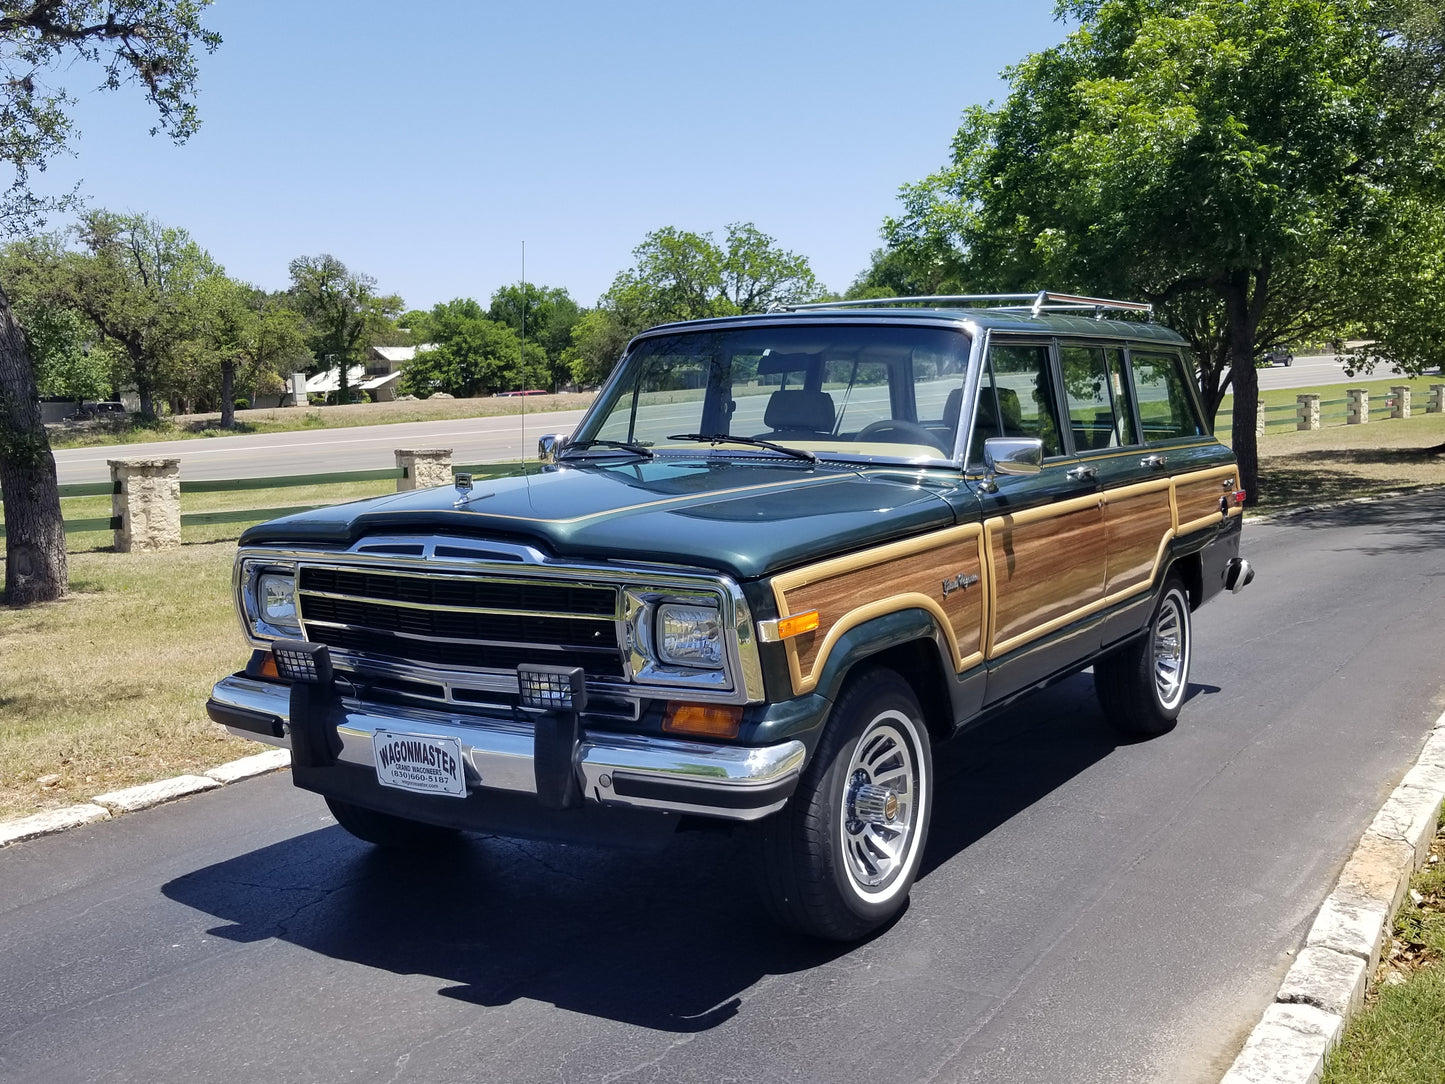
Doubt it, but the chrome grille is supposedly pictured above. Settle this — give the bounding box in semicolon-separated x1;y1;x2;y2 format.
296;565;625;680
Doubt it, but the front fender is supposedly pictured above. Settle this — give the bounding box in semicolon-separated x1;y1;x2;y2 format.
807;606;954;707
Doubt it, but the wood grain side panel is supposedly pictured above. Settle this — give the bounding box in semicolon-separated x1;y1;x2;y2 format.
1173;465;1238;531
1104;481;1174;596
772;526;986;695
987;496;1105;652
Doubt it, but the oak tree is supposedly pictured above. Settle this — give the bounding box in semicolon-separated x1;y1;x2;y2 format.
0;1;220;604
288;254;402;405
884;0;1445;503
572;223;826;388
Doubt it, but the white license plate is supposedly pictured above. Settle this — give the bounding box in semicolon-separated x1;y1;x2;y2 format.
372;731;466;798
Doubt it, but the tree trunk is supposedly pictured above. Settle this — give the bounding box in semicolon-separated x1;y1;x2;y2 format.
131;344;155;419
1221;270;1262;506
0;282;68;605
220;359;235;428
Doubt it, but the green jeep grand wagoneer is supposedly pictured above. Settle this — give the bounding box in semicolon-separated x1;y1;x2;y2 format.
209;292;1251;940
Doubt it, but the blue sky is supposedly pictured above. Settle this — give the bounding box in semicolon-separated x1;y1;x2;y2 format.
36;0;1069;312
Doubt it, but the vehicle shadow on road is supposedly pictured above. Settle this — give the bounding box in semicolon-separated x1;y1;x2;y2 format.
918;672;1144;878
162;810;847;1032
161;672;1179;1034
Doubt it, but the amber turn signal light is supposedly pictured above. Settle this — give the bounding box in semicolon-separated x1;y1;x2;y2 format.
775;609;820;638
245;649;281;680
663;703;743;739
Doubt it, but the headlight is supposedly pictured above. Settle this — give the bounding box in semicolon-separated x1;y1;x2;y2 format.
657;602;724;669
239;559;301;638
258;572;298;627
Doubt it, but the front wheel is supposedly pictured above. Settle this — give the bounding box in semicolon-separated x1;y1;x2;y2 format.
1095;574;1192;737
325;796;462;850
755;670;933;941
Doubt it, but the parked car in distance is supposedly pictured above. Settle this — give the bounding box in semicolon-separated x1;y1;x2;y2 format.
209;291;1253;941
74;401;128;418
1263;348;1293;366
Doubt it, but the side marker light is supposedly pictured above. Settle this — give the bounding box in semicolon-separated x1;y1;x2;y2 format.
663;703;743;739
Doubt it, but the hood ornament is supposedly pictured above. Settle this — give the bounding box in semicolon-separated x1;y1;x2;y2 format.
453;473;474;507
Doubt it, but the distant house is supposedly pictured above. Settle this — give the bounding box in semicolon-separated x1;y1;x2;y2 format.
302;344;436;404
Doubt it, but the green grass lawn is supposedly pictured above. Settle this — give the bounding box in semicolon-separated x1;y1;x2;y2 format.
1323;808;1445;1084
0;463;524;818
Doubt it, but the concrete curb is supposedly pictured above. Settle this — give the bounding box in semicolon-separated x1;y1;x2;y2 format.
0;748;292;849
1220;711;1445;1084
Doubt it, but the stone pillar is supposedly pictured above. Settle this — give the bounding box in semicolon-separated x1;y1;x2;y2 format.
1347;388;1369;425
1296;394;1321;431
1255;399;1267;439
289;371;307;407
1390;385;1411;419
395;448;454;491
1429;384;1445;414
109;458;181;553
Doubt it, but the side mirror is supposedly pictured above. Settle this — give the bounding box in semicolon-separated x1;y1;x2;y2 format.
980;437;1043;491
538;433;568;463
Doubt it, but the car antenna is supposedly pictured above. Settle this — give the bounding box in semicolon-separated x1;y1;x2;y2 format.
520;240;531;500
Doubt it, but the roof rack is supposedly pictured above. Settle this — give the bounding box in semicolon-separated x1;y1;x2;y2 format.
779;291;1153;320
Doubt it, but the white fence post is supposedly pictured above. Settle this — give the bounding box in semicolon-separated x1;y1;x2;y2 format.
1390;386;1412;420
108;458;181;552
395;448;454;491
1296;394;1321;431
1346;388;1370;425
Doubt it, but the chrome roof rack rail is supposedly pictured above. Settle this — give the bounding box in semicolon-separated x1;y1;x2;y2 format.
778;291;1153;319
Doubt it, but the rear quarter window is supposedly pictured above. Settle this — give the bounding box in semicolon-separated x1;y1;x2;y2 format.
1129;351;1204;441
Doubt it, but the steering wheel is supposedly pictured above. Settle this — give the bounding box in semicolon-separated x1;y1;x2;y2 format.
855;419;952;455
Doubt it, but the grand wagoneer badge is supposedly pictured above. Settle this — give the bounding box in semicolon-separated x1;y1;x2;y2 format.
942;572;980;597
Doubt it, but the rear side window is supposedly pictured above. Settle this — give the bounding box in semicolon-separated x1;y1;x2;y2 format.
1059;344;1129;451
1130;352;1204;441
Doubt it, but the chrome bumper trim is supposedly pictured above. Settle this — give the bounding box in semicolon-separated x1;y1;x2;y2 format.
209;675;804;822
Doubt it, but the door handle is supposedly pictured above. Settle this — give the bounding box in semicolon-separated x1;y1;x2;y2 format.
1141;454;1167;469
1066;465;1097;482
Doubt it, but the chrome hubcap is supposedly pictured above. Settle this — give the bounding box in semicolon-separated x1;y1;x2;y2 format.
851;782;900;825
841;718;919;892
1152;592;1189;710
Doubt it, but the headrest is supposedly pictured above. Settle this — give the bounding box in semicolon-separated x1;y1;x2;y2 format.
763;389;835;434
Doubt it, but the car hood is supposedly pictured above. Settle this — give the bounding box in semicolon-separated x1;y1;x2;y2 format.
238;457;966;580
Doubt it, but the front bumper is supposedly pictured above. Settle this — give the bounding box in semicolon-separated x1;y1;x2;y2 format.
207;674;805;823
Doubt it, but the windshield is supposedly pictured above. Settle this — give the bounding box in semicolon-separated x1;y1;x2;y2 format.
570;323;973;463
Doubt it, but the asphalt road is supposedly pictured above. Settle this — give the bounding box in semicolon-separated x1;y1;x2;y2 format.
52;409;591;486
3;491;1443;1083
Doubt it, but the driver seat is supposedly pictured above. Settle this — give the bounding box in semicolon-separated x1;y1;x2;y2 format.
762;389;836;437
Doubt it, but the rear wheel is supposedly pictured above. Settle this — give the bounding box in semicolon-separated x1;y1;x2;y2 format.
756;670;933;941
1095;574;1192;737
325;796;461;850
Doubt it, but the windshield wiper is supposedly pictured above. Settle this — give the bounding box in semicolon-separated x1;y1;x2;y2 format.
562;438;654;459
666;433;817;463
